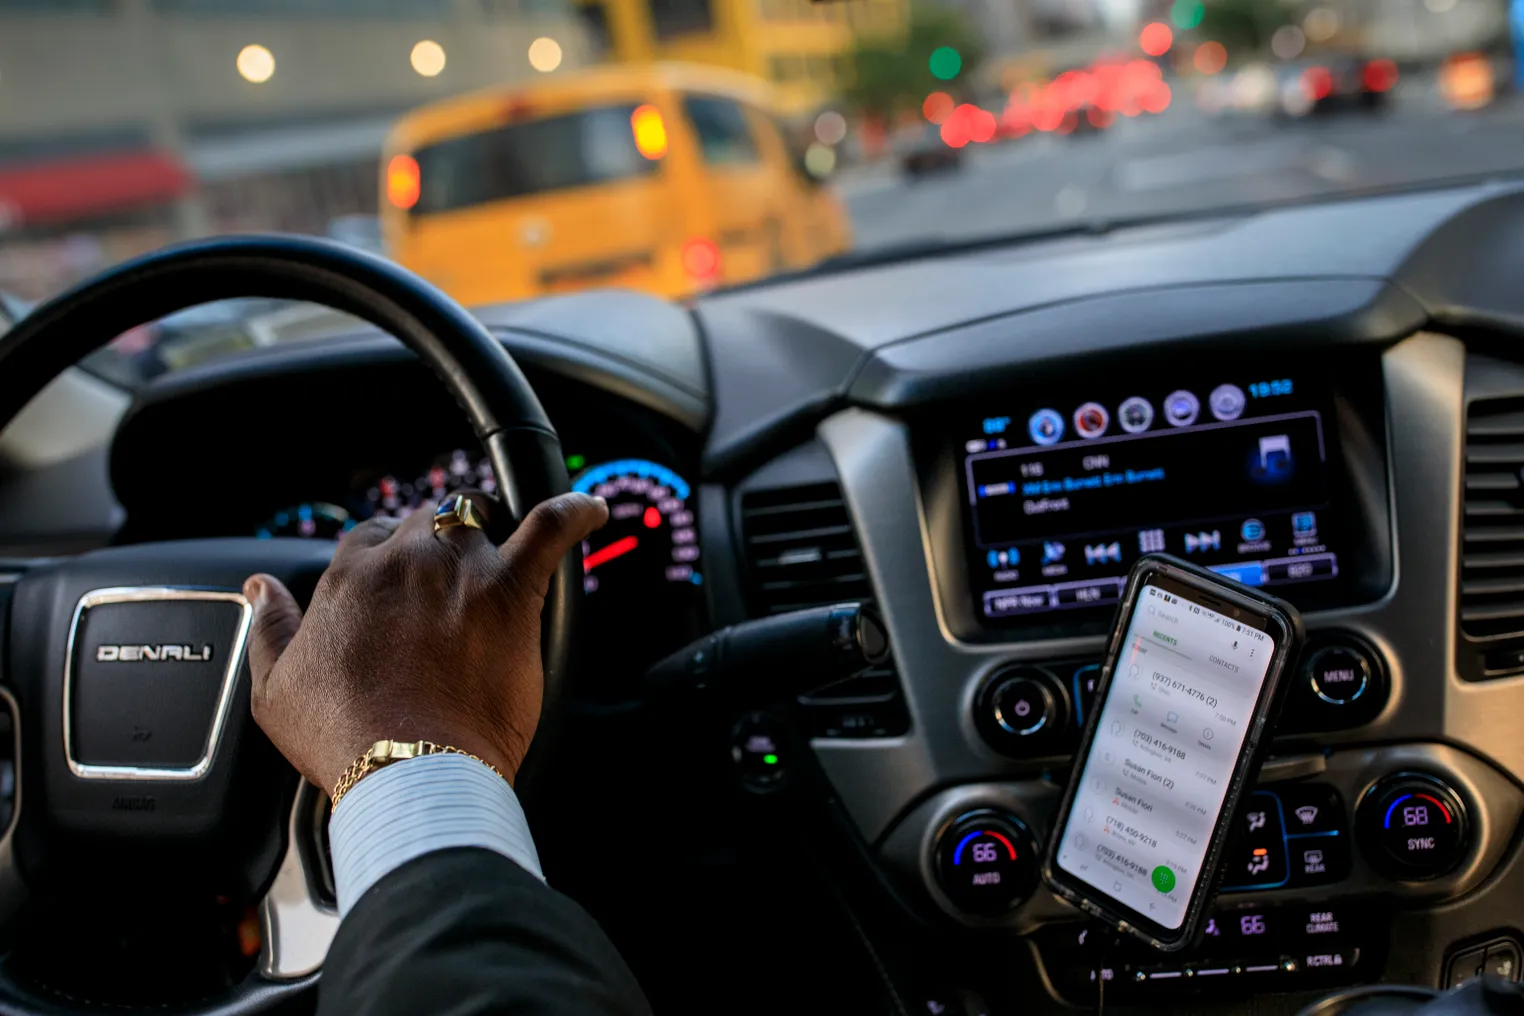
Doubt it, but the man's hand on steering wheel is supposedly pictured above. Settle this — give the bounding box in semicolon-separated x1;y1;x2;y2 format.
243;492;608;796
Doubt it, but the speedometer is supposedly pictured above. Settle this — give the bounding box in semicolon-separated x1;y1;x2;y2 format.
572;459;700;596
256;502;352;539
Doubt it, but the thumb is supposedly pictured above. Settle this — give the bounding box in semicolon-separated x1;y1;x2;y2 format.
500;492;609;596
243;573;303;684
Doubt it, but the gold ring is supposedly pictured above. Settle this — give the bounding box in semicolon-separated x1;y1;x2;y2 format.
433;494;484;534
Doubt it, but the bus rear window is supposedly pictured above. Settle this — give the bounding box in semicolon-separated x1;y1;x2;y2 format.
411;104;657;215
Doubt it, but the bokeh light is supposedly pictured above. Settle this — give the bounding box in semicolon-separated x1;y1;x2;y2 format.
804;142;836;177
1302;65;1334;101
1270;25;1306;61
681;237;721;281
630;104;668;159
923;91;955;124
1193;41;1228;76
236;44;275;84
1303;7;1339;43
1439;52;1494;109
1139;23;1173;57
1363;58;1399;93
939;103;995;147
528;37;563;73
1170;0;1204;30
814;110;847;146
1140;81;1172;114
386;154;421;210
410;40;446;77
929;46;962;81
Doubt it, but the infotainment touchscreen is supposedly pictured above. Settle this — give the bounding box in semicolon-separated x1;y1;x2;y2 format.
961;377;1341;625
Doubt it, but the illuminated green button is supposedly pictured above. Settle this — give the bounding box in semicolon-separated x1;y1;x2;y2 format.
1151;865;1176;893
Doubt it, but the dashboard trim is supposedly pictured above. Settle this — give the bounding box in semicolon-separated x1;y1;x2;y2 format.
848;278;1423;409
123;327;707;436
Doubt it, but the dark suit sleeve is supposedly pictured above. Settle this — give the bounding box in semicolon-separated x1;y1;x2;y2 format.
317;847;651;1016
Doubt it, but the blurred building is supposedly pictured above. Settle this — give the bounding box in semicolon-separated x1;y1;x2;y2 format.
0;0;591;298
1341;0;1506;62
574;0;905;113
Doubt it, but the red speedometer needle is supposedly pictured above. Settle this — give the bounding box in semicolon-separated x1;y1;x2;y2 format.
583;535;639;572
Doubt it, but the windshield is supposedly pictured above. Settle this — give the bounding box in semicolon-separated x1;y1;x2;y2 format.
0;0;1517;383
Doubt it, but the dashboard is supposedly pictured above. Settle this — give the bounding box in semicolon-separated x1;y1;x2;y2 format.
108;356;708;695
16;180;1524;1013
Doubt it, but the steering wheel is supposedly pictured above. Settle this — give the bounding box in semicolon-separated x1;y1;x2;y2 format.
0;236;581;1013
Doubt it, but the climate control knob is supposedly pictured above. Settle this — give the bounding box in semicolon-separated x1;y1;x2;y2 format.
1357;773;1470;880
975;666;1068;756
934;810;1038;915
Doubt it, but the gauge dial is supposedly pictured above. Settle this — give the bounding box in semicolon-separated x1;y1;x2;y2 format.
364;448;497;519
256;502;352;539
573;459;700;596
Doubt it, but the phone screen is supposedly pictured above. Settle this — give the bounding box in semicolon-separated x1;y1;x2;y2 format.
1053;581;1277;931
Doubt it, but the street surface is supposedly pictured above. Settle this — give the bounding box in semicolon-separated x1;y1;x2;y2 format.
835;94;1524;251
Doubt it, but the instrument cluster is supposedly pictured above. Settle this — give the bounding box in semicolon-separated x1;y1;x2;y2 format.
255;450;706;695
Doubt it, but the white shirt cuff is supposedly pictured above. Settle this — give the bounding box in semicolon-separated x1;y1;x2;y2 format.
328;752;543;915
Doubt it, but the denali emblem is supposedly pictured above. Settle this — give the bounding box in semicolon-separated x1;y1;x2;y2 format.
96;644;213;662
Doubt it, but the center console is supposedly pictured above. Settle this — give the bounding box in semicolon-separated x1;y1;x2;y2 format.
713;336;1524;1012
767;338;1524;1012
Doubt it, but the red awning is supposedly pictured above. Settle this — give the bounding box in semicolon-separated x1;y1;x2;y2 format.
0;150;191;227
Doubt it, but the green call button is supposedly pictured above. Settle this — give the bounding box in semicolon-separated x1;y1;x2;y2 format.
1150;865;1176;893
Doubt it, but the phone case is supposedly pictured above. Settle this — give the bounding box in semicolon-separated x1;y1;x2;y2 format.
1040;553;1305;952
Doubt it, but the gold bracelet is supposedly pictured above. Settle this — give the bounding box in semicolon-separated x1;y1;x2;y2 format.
330;739;505;809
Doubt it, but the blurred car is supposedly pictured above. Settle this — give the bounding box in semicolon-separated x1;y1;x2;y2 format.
896;122;964;178
381;62;851;305
1274;55;1399;117
998;59;1169;137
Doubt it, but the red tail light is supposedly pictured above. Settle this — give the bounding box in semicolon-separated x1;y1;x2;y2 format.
1303;65;1334;101
1363;58;1398;93
681;237;721;283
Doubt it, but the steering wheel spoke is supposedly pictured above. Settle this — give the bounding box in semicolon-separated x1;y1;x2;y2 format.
259;781;339;980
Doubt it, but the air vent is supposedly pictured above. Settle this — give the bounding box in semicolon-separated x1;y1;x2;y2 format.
740;482;870;615
1461;398;1524;648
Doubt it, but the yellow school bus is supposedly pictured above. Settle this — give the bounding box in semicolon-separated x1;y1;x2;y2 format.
380;63;852;306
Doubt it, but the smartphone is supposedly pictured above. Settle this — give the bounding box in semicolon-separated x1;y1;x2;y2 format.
1042;554;1304;952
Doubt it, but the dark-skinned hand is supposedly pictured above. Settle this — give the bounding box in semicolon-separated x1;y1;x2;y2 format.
242;492;608;795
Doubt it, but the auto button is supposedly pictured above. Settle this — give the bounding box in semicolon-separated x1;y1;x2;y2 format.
934;811;1039;915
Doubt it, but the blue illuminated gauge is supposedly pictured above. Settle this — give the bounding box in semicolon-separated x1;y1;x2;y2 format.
256;502;354;540
572;459;700;595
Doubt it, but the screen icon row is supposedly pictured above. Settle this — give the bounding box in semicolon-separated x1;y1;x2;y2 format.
1026;385;1247;446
